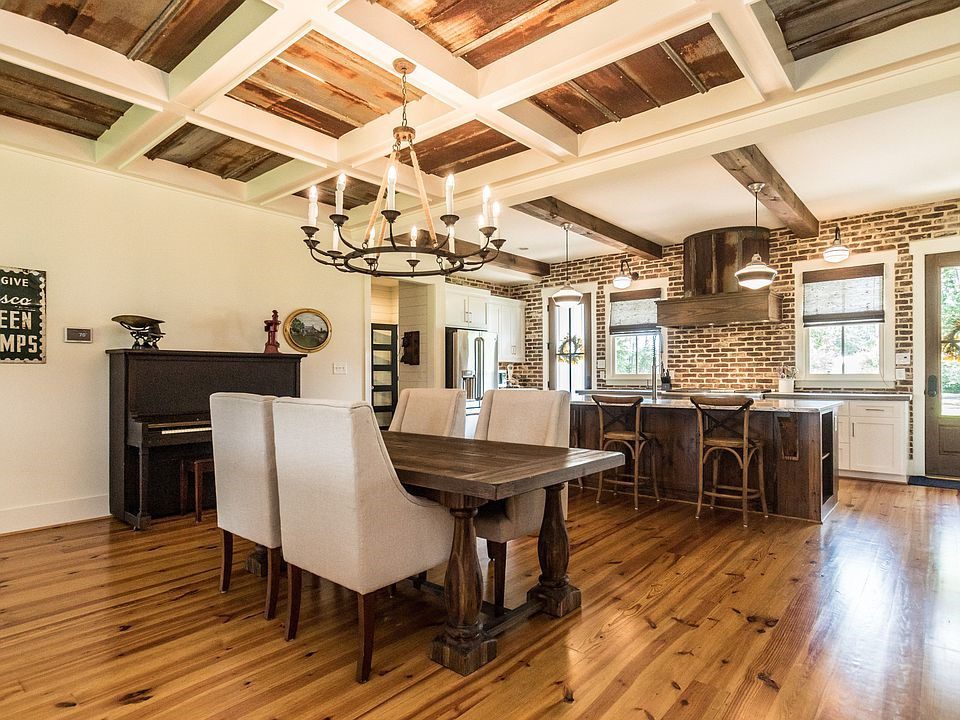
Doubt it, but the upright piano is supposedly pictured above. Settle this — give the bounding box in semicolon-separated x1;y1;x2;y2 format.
108;349;304;529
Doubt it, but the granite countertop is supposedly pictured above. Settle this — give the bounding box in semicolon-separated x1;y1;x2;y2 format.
764;391;911;401
571;397;842;414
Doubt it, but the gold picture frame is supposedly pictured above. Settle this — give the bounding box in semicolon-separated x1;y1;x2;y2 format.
282;308;331;353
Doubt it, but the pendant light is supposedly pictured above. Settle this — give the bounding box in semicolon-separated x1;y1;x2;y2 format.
612;258;639;289
735;182;777;290
823;225;850;263
552;223;583;308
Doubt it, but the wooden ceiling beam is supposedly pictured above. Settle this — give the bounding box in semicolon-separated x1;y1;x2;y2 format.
390;231;550;278
512;196;662;260
712;144;820;238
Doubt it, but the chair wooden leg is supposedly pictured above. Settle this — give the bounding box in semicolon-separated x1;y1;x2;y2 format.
179;461;189;516
758;447;768;517
741;456;749;528
487;540;507;615
632;441;640;511
219;529;233;593
285;564;302;641
695;448;704;519
265;547;281;620
412;571;427;590
651;444;660;503
595;466;604;503
194;463;204;523
710;457;718;509
356;591;377;683
388;583;397;598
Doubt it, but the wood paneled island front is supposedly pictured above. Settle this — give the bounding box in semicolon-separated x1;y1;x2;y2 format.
571;398;841;522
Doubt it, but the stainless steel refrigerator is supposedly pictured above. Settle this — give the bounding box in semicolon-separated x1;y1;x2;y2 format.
445;328;498;409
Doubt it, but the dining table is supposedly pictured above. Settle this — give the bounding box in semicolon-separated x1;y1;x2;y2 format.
382;431;624;676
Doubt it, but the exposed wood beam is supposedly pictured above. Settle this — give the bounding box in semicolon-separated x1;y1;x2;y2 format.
712;144;820;238
391;231;550;278
512;197;662;260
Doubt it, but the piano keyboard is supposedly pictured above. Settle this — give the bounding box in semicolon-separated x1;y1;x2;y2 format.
159;426;211;435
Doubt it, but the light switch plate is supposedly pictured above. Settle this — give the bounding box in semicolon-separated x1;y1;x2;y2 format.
332;362;347;375
895;368;907;380
64;327;92;343
895;352;911;366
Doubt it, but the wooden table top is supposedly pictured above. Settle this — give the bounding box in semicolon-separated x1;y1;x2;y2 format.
383;431;624;501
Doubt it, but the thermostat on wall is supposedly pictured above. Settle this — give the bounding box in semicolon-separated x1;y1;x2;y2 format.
64;327;92;343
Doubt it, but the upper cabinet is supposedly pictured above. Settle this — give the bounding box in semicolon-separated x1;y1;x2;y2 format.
490;297;526;363
445;285;489;329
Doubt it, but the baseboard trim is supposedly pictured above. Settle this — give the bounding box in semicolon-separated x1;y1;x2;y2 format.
0;495;109;536
839;470;907;484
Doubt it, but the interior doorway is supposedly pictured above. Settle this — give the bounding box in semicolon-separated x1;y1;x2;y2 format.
924;250;960;478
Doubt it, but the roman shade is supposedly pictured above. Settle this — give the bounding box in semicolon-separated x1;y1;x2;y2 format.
802;264;884;326
608;288;661;334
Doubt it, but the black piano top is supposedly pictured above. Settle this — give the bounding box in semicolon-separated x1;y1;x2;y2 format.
107;349;306;359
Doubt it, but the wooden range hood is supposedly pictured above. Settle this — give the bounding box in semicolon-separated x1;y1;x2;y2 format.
656;227;782;327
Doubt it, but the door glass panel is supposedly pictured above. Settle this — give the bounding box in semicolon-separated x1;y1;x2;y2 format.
373;390;393;406
941;265;960;416
373;370;392;386
371;329;392;345
372;349;392;366
554;302;587;393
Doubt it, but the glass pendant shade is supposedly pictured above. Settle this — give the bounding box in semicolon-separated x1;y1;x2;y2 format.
612;259;633;289
553;284;583;308
735;253;777;289
823;226;849;263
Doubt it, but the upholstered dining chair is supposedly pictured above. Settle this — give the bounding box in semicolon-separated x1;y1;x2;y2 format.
209;392;282;620
473;389;570;613
272;398;454;683
389;388;466;437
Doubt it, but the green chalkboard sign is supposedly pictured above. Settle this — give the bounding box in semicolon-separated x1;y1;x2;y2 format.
0;266;45;363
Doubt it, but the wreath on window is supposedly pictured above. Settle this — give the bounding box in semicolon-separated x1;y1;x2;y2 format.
943;318;960;361
557;334;584;364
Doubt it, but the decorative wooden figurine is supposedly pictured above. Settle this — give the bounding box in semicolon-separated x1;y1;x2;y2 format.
263;310;280;354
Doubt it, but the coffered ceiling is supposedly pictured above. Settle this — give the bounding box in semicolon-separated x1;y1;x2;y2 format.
0;0;956;281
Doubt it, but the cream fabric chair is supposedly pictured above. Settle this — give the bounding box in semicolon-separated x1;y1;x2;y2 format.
389;388;466;437
272;397;454;683
473;389;570;612
209;392;282;620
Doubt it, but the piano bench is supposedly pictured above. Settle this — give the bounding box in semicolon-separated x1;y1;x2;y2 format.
179;457;215;523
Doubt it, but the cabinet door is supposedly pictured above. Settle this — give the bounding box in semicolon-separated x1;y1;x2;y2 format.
849;418;905;474
508;303;525;362
466;295;487;329
445;290;468;327
838;443;850;471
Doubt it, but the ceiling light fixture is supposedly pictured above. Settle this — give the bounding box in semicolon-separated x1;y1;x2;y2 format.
612;258;639;289
823;225;850;263
735;182;777;290
298;59;504;278
553;223;583;309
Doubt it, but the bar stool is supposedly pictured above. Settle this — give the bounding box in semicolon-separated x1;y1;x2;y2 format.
592;395;659;510
179;457;214;523
690;395;767;527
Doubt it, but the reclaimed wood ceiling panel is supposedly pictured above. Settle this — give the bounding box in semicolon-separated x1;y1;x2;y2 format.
376;0;618;68
0;0;245;73
293;176;382;210
529;24;743;133
0;59;131;139
228;32;425;138
767;0;960;60
145;124;291;182
396;120;527;176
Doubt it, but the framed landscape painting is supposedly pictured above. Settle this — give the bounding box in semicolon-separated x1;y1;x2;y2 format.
283;308;331;352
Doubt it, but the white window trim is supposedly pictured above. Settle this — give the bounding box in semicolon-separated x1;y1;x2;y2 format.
604;278;669;386
540;282;598;391
794;250;897;389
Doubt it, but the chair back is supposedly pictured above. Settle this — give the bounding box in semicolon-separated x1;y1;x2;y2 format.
272;398;426;592
591;394;644;441
210;392;281;548
689;394;754;450
389;388;466;437
475;389;570;448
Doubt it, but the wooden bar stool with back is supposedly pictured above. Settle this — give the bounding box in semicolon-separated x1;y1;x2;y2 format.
690;395;768;527
592;395;659;510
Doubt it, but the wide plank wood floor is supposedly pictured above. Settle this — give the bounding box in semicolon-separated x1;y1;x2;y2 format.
1;478;957;719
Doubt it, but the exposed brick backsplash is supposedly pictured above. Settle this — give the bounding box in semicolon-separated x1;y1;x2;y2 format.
448;197;960;459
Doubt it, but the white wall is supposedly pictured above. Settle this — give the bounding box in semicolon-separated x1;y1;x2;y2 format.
0;148;367;533
370;279;399;325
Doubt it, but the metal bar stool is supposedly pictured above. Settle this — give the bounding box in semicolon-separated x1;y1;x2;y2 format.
592;395;659;510
690;395;768;527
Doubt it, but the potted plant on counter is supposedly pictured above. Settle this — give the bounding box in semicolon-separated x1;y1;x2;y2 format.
778;364;798;393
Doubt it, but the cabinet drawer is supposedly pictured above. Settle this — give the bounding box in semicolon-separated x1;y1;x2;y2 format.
849;401;903;419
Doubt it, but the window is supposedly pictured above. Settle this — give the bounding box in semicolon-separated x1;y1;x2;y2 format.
606;286;664;382
548;294;592;393
800;263;885;379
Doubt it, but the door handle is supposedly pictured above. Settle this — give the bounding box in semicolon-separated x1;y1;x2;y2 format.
927;374;939;397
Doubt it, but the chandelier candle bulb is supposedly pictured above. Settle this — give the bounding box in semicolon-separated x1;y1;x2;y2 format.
335;173;346;216
307;185;319;227
386;165;397;212
481;185;491;219
448;225;456;254
445;174;455;215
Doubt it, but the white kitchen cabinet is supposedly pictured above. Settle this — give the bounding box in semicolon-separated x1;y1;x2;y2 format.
445;286;489;329
849;416;906;475
489;297;525;363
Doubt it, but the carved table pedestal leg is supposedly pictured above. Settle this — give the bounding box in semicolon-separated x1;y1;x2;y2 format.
527;483;581;617
430;504;496;675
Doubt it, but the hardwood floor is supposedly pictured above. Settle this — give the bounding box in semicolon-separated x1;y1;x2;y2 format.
1;479;957;719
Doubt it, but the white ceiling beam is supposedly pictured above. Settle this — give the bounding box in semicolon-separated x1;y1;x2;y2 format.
245;162;339;205
94;107;184;169
708;1;794;97
480;102;578;159
0;113;94;165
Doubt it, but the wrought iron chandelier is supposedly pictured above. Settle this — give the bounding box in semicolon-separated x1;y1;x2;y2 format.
298;59;505;278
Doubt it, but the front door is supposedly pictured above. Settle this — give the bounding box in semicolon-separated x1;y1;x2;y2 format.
925;250;960;478
371;323;398;429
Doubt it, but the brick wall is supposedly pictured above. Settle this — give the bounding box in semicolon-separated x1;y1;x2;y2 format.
466;197;959;396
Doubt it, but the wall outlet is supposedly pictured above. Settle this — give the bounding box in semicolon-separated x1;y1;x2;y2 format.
895;352;911;366
332;361;347;375
895;368;907;380
64;327;92;343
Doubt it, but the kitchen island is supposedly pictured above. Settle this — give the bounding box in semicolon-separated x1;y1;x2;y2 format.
571;397;841;522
